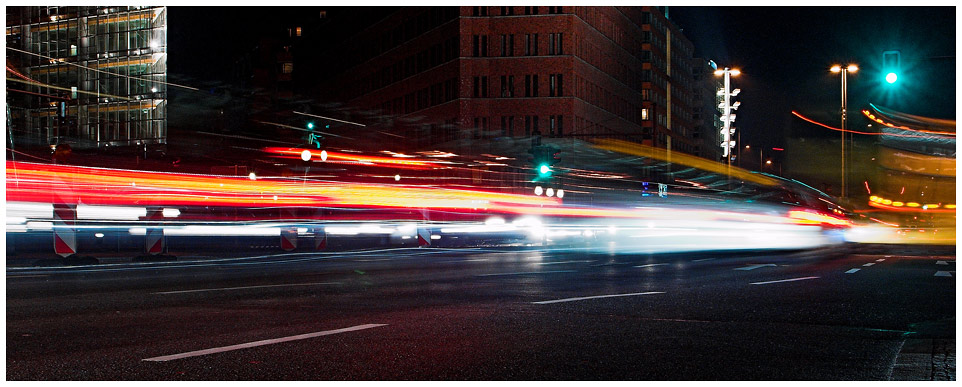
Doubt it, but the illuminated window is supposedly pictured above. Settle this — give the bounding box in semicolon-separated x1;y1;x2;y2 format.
282;63;293;74
641;108;649;121
295;27;301;36
549;74;563;96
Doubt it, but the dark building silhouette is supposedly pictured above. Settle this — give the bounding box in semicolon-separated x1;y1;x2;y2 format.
315;6;699;155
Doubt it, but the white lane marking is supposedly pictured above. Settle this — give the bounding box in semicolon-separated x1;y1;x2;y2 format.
750;276;819;285
936;261;949;265
533;291;665;305
476;270;576;277
692;258;716;263
538;260;594;265
153;282;339;295
876;259;886;262
734;264;777;271
935;271;953;277
863;263;875;267
143;324;386;362
845;269;861;274
634;263;669;268
439;258;490;263
6;275;49;279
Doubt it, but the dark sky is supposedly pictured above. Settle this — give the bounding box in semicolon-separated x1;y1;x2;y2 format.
669;6;956;148
167;6;955;149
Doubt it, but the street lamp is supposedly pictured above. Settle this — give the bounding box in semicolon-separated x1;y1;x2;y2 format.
830;63;857;198
714;67;741;176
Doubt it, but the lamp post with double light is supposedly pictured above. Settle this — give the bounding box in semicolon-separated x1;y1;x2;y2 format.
830;63;857;198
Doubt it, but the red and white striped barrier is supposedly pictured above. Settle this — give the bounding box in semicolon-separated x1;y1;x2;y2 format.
417;227;431;247
52;203;77;257
145;207;165;255
281;227;298;251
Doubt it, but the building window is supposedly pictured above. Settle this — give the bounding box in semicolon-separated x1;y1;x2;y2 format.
501;6;515;16
282;62;293;74
473;7;488;16
548;33;563;55
472;76;487;98
472;35;480;57
480;35;488;56
524;34;538;56
548;6;563;14
641;108;650;121
501;116;515;137
474;117;488;138
524;115;539;136
501;75;514;97
550;115;563;136
524;74;539;97
501;34;514;56
642;89;650;101
524;6;539;15
549;74;563;96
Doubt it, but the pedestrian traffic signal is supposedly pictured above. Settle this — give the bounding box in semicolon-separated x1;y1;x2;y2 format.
307;122;315;130
538;163;551;177
885;72;898;84
529;144;560;181
882;50;900;85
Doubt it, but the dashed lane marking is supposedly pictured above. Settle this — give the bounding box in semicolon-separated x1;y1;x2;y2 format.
750;276;819;285
845;269;861;274
143;324;387;361
876;259;886;262
533;291;665;305
634;263;669;268
476;270;576;277
937;261;950;265
734;264;777;271
153;282;339;295
935;271;953;277
692;258;716;263
538;260;594;265
863;262;875;267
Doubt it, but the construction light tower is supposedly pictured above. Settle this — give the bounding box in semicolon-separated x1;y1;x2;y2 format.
714;67;741;175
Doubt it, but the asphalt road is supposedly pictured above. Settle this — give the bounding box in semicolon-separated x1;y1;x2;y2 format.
6;244;956;380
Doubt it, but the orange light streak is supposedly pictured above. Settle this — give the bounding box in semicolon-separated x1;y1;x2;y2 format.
792;111;944;139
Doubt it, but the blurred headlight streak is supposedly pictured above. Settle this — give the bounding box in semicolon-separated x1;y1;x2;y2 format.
128;226;280;236
26;221;54;230
77;205;146;220
7;202;53;219
162;208;181;217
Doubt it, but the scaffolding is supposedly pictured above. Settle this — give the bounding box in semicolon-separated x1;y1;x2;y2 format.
6;6;167;150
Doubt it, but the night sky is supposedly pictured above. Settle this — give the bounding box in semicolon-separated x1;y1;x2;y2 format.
669;6;956;149
167;6;955;151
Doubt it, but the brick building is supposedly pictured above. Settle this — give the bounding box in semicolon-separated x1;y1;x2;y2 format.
316;6;698;156
692;58;724;161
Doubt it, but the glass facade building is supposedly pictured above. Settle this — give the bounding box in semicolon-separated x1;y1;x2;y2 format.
6;6;167;150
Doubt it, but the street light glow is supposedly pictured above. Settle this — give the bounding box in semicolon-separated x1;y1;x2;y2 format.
830;65;842;73
847;64;858;73
886;72;898;83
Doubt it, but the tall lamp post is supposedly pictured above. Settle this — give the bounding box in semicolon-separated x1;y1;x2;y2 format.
714;67;741;177
830;63;857;198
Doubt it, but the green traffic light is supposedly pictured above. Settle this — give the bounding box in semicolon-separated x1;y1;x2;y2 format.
538;164;551;176
885;72;898;84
